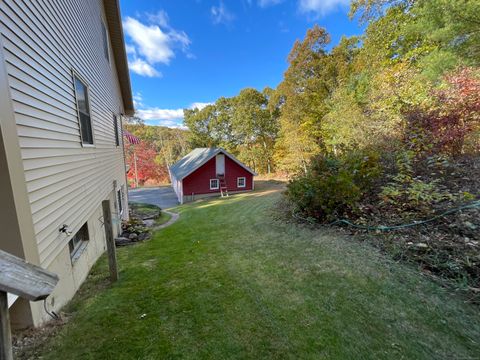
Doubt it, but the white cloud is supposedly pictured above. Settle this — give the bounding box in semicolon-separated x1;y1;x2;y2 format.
147;10;170;28
298;0;350;17
190;102;213;110
258;0;283;7
145;119;188;129
128;58;162;78
211;1;235;25
137;108;184;121
125;44;136;55
123;11;191;77
123;17;174;65
135;102;213;128
132;92;144;108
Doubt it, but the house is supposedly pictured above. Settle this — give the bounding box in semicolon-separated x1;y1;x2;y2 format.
0;0;133;327
169;148;257;204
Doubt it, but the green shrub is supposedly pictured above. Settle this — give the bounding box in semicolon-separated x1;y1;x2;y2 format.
285;151;382;221
380;151;454;212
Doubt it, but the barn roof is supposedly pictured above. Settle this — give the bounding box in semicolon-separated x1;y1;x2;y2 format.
169;148;257;181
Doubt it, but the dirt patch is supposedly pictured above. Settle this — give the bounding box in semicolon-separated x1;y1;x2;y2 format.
13;317;68;360
129;202;161;220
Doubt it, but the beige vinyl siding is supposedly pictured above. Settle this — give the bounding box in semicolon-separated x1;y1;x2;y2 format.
0;0;127;266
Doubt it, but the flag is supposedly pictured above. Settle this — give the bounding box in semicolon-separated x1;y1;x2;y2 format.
123;130;140;145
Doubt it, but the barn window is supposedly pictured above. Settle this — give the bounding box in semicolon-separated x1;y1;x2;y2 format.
237;177;246;188
69;222;89;260
73;75;94;145
210;179;219;190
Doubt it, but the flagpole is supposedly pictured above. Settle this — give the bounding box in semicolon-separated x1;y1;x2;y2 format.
123;130;140;188
134;151;138;188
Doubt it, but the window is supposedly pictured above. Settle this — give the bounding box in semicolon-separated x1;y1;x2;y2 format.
74;75;94;145
101;20;110;62
69;222;89;259
114;115;120;146
237;177;246;188
117;188;123;214
210;179;219;190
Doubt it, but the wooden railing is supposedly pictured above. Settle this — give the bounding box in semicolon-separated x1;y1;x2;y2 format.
0;250;59;360
0;199;119;359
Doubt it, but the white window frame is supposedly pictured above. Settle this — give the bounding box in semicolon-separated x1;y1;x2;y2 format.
210;179;219;190
237;177;246;188
101;19;110;63
72;72;95;147
117;188;123;215
114;114;120;147
69;222;89;261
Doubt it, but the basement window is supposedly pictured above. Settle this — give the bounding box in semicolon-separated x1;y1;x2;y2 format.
237;177;246;188
73;75;94;145
69;222;89;260
210;179;219;190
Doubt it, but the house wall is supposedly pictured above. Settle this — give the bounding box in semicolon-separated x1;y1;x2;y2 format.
182;155;254;198
0;0;128;326
170;171;183;204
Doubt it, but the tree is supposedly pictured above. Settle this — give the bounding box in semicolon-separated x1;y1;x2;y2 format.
404;67;480;156
275;25;333;174
124;124;191;184
125;141;164;186
233;88;278;174
183;105;219;148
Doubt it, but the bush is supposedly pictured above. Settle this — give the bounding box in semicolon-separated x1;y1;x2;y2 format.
380;151;455;213
285;151;382;221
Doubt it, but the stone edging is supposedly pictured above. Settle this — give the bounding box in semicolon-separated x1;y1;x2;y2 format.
152;210;179;231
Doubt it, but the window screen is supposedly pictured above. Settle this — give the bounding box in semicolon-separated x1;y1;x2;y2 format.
74;76;94;145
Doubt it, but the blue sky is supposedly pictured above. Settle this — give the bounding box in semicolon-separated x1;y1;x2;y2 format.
120;0;363;127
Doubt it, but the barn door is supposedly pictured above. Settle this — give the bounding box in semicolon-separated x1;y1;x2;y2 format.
216;154;225;175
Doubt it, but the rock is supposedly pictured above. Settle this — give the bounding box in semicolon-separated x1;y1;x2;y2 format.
138;232;151;241
129;233;138;240
463;221;477;230
143;219;155;227
115;237;131;247
415;243;428;249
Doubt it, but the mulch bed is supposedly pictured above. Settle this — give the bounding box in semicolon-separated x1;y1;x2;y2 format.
114;204;163;247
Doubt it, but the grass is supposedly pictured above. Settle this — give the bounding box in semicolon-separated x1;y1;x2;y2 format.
155;211;172;226
36;181;480;359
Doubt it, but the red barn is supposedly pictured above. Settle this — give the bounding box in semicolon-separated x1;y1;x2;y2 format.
169;148;257;203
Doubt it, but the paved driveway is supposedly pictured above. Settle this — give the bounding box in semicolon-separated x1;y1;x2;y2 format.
128;186;179;210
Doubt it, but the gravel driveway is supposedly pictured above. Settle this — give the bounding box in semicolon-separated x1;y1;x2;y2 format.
128;186;179;210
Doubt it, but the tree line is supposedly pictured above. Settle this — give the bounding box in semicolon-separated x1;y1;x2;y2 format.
183;0;479;176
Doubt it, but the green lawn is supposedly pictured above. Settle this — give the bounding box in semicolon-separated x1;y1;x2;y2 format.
155;210;172;226
39;182;479;359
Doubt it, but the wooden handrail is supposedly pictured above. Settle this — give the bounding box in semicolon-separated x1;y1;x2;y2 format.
0;250;59;360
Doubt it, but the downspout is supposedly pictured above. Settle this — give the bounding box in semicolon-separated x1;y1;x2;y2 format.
134;150;138;188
